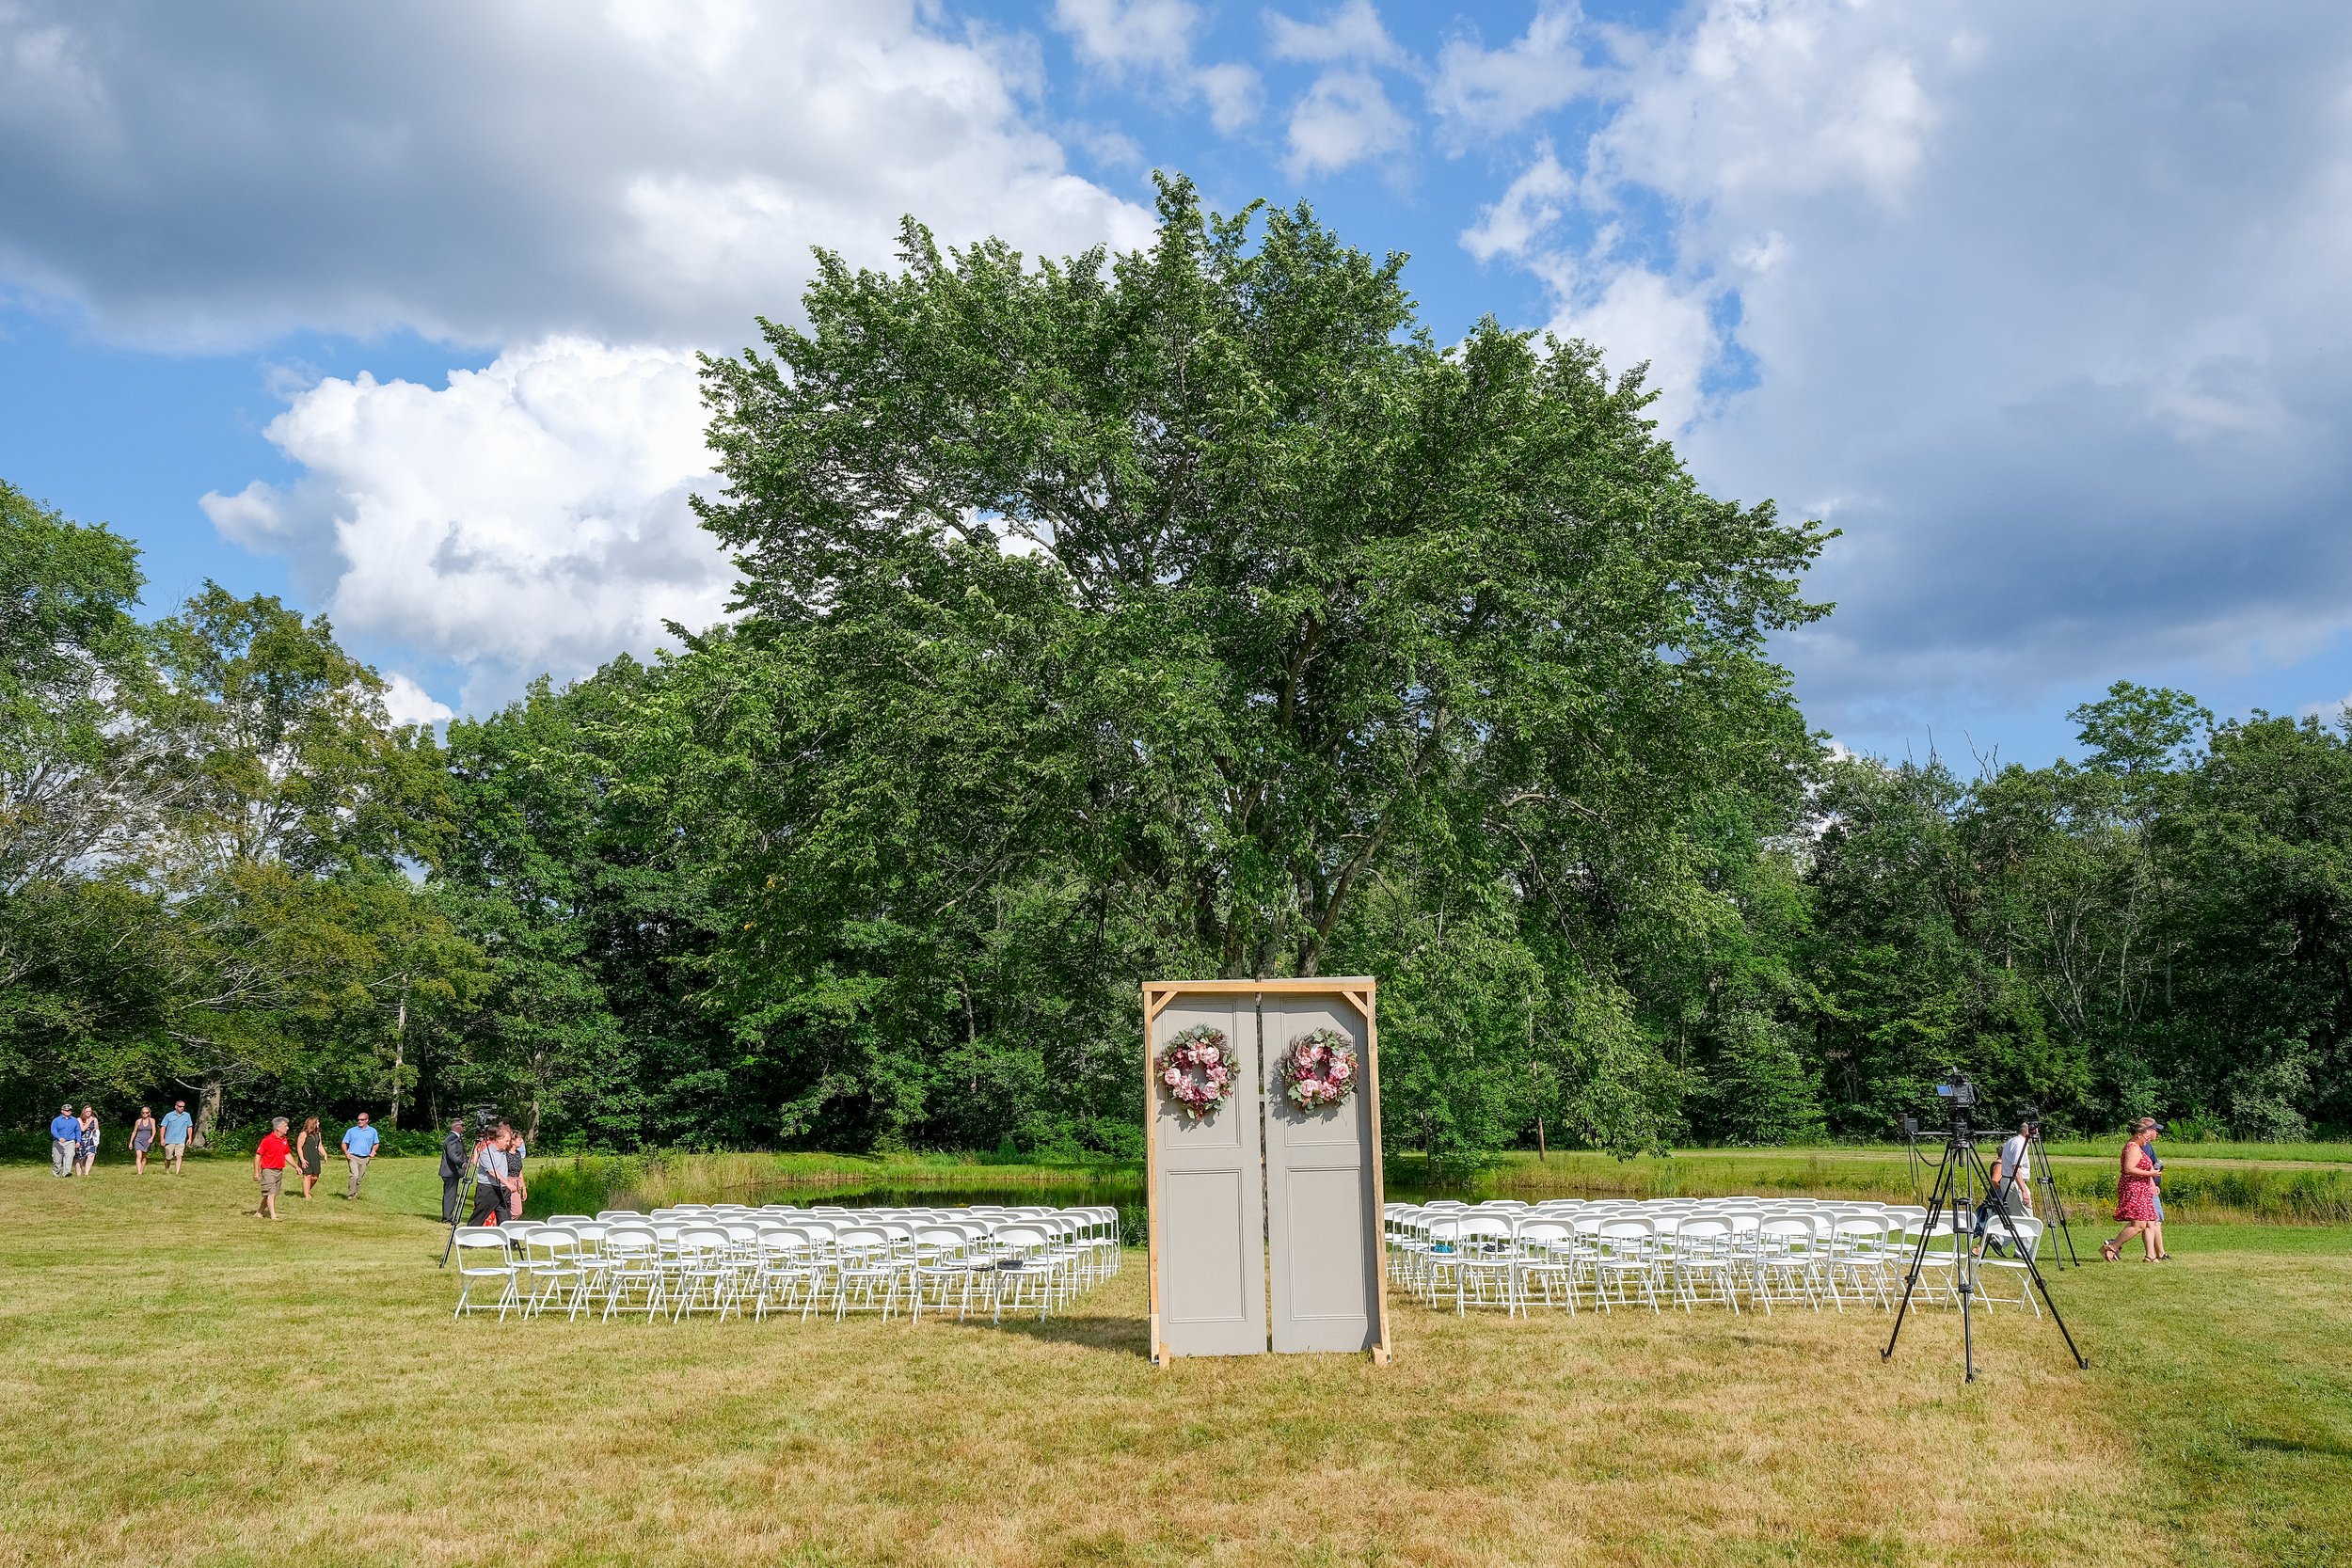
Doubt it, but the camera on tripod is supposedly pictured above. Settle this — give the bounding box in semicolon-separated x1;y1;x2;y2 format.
1884;1067;2090;1381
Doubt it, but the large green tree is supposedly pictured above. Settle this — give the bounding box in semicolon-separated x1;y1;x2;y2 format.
687;177;1829;1156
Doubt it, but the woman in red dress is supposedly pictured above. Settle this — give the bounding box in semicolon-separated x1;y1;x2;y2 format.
2102;1117;2162;1261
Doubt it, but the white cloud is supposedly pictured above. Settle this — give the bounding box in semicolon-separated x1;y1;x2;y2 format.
1591;8;1934;210
201;339;727;710
0;0;1155;350
1430;2;1593;145
1263;4;1414;182
1284;70;1411;179
1461;145;1577;261
1266;1;1404;68
1052;0;1262;133
1472;0;2352;740
380;673;456;729
1057;0;1199;71
1196;63;1263;134
1466;148;1718;432
1543;263;1719;436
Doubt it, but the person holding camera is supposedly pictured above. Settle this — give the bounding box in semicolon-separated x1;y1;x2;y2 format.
469;1124;516;1226
1970;1115;2037;1258
439;1117;469;1225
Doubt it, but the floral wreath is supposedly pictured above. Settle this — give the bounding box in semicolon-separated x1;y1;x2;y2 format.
1281;1027;1359;1112
1158;1025;1235;1120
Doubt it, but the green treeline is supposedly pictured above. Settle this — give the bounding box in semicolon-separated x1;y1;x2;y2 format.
4;182;2344;1158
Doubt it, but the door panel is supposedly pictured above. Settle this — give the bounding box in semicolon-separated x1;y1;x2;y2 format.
1263;994;1381;1353
1150;993;1267;1357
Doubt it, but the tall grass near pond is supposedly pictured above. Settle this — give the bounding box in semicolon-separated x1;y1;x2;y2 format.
520;1144;2352;1225
1402;1148;2352;1224
523;1149;1138;1218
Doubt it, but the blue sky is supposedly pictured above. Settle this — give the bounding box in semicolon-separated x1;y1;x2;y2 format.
6;1;2351;764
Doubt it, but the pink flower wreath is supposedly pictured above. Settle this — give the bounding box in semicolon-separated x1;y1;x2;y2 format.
1282;1027;1359;1112
1157;1025;1236;1120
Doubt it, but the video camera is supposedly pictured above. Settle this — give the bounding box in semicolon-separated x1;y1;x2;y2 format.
1932;1069;1978;1111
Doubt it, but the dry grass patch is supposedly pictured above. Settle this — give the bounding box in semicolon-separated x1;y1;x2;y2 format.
0;1159;2342;1567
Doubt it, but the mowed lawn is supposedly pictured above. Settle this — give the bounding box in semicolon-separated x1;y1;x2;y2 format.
3;1159;2346;1568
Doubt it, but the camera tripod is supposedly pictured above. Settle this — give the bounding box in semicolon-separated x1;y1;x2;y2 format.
1883;1111;2089;1382
1899;1117;1929;1206
2022;1121;2080;1268
437;1164;479;1268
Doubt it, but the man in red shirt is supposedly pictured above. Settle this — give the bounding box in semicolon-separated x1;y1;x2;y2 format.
254;1116;292;1220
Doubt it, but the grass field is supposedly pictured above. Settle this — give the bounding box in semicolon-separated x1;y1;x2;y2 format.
4;1157;2348;1566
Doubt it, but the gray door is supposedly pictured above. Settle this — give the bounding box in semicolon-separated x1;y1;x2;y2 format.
1263;993;1381;1353
1151;992;1267;1358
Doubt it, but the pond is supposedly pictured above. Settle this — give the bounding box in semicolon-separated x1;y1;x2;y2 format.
731;1169;1522;1242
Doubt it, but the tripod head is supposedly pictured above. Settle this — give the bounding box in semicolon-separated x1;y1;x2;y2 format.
1931;1069;1979;1141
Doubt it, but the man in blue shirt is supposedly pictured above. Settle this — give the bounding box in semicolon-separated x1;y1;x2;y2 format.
160;1100;194;1173
49;1104;80;1178
341;1112;381;1199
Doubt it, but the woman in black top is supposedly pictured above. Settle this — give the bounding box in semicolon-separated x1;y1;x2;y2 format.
504;1136;527;1219
295;1116;326;1200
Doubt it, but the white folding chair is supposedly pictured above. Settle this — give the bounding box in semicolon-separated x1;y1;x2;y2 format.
1668;1216;1743;1313
1513;1219;1579;1315
453;1228;521;1320
1975;1216;2044;1316
984;1227;1058;1323
1591;1217;1662;1313
666;1227;735;1321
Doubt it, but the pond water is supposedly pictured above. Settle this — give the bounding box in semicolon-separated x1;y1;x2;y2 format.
736;1170;1517;1242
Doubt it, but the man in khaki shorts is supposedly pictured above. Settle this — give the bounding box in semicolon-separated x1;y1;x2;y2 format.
254;1117;291;1219
160;1101;193;1172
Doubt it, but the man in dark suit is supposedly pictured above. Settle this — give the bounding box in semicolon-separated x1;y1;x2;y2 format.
439;1117;469;1225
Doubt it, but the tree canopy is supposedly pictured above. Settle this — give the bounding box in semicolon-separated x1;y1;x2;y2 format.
6;182;2344;1156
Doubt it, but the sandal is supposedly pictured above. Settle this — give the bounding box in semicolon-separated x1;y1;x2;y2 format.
2100;1241;2120;1262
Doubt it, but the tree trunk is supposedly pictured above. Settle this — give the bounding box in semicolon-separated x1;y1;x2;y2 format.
387;985;408;1131
192;1081;224;1148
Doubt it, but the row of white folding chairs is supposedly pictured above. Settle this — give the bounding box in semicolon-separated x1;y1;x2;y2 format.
453;1205;1119;1324
1384;1198;2040;1318
1388;1204;1905;1316
1388;1197;2042;1317
621;1201;1120;1256
455;1213;1104;1324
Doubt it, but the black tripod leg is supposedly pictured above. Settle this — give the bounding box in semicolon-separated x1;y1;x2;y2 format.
1884;1146;1958;1361
2028;1131;2078;1268
438;1171;476;1268
1957;1139;1978;1383
1980;1157;2090;1370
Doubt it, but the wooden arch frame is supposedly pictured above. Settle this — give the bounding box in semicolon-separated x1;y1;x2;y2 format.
1142;977;1391;1366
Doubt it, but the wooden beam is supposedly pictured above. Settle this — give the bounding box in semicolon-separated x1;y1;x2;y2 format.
1359;980;1392;1365
1140;983;1167;1368
1137;976;1376;997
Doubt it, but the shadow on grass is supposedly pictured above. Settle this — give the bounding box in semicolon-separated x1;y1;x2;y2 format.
2237;1433;2352;1460
976;1306;1152;1356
